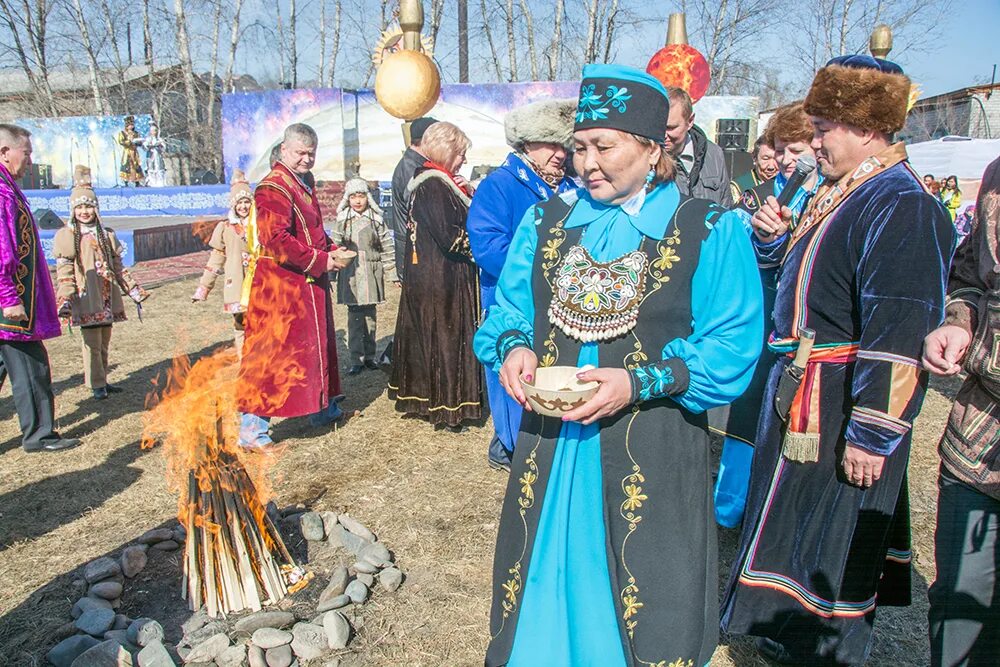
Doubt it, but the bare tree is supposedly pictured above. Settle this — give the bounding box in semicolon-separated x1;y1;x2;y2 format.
583;0;600;64
546;0;564;79
0;0;59;115
223;0;245;93
478;0;504;82
275;0;286;85
328;0;342;87
171;0;201;164
429;0;444;44
98;0;132;111
66;0;107;113
504;0;518;81
517;0;539;80
289;0;297;88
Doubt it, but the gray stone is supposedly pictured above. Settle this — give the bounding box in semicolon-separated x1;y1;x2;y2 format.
127;618;164;647
321;611;350;650
48;635;102;667
180;610;210;636
233;610;296;635
319;512;339;539
137;528;174;545
183;621;226;646
104;630;129;643
84;557;122;584
359;542;391;568
113;615;132;631
136;641;175;667
120;546;148;578
172;526;187;543
70;639;133;666
77;608;116;637
247;644;267;667
315;594;350;613
378;567;403;592
264;644;292;667
251;627;291;649
298;512;325;542
356;573;374;588
344;580;368;604
73;596;114;619
289;623;325;660
215;644;247;667
316;566;349;611
90;581;124;600
352;560;377;575
326;525;367;556
151;540;180;551
184;633;230;663
337;514;375;542
55;621;79;641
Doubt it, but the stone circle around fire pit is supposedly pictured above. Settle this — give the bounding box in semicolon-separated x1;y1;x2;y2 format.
46;506;403;667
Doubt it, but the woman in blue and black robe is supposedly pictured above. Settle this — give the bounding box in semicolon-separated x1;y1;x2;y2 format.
475;64;763;667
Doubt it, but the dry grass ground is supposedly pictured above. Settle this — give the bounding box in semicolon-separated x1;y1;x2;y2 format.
0;276;955;666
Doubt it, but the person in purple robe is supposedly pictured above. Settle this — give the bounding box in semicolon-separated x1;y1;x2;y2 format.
0;124;79;453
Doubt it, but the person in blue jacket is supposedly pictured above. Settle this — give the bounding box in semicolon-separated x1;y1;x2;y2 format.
467;98;577;471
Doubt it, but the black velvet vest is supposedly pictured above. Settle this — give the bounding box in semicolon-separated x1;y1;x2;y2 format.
487;192;727;667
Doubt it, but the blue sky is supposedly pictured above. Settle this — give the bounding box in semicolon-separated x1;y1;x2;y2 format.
899;0;999;96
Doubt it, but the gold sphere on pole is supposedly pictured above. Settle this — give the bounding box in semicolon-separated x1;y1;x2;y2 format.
374;0;441;121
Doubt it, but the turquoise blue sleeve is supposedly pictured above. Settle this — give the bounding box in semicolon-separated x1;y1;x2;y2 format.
630;210;764;412
473;206;539;372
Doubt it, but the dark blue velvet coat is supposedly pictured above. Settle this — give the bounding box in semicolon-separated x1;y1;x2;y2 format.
721;150;955;665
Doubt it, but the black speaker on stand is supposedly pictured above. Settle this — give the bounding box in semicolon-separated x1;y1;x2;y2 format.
33;208;64;230
716;118;751;151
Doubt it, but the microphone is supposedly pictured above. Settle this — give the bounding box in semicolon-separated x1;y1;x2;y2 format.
775;155;817;209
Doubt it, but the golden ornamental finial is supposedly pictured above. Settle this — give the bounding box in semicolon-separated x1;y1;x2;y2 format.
399;0;424;52
869;24;893;59
666;13;688;46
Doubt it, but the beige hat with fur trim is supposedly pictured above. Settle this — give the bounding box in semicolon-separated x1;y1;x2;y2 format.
504;98;576;151
69;165;98;209
230;169;252;206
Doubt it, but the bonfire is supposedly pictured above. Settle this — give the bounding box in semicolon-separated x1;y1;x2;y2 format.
142;349;310;617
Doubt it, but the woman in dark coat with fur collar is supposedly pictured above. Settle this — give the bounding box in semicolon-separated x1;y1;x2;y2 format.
388;122;484;428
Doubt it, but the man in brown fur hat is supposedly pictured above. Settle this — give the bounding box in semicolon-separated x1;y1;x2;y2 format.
721;55;955;665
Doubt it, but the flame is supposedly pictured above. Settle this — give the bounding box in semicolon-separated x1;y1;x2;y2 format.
235;257;316;417
192;218;226;245
142;348;277;546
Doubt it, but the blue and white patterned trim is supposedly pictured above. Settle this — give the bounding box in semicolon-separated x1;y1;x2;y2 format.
628;358;690;403
496;329;532;363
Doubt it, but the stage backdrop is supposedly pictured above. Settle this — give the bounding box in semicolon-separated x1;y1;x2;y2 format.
222;83;758;182
17;114;154;189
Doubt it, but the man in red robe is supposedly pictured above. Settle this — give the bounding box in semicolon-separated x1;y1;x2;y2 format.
237;123;350;447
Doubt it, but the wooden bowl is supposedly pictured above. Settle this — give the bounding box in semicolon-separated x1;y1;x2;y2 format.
519;365;599;418
331;248;357;266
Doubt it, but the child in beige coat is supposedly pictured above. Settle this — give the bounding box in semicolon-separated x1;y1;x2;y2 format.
54;166;148;400
192;172;252;357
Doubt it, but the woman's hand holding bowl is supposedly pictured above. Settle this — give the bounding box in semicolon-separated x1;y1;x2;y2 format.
561;367;632;425
500;347;538;410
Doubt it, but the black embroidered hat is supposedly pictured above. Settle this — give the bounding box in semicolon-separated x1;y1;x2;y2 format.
574;64;670;142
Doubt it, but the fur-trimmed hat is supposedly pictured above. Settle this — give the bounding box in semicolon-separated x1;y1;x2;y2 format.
803;55;911;135
337;178;382;218
69;165;98;209
764;101;814;145
229;169;252;206
505;98;576;150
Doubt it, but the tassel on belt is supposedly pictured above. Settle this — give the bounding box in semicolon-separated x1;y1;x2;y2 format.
769;335;859;463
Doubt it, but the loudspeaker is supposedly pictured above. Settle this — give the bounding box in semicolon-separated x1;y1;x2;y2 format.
33;208;64;230
716;118;751;151
191;169;220;185
16;164;53;190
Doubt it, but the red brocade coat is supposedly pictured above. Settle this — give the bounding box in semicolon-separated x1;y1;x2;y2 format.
237;163;342;418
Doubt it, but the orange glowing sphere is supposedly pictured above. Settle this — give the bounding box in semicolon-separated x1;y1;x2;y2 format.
646;44;711;103
374;49;441;120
